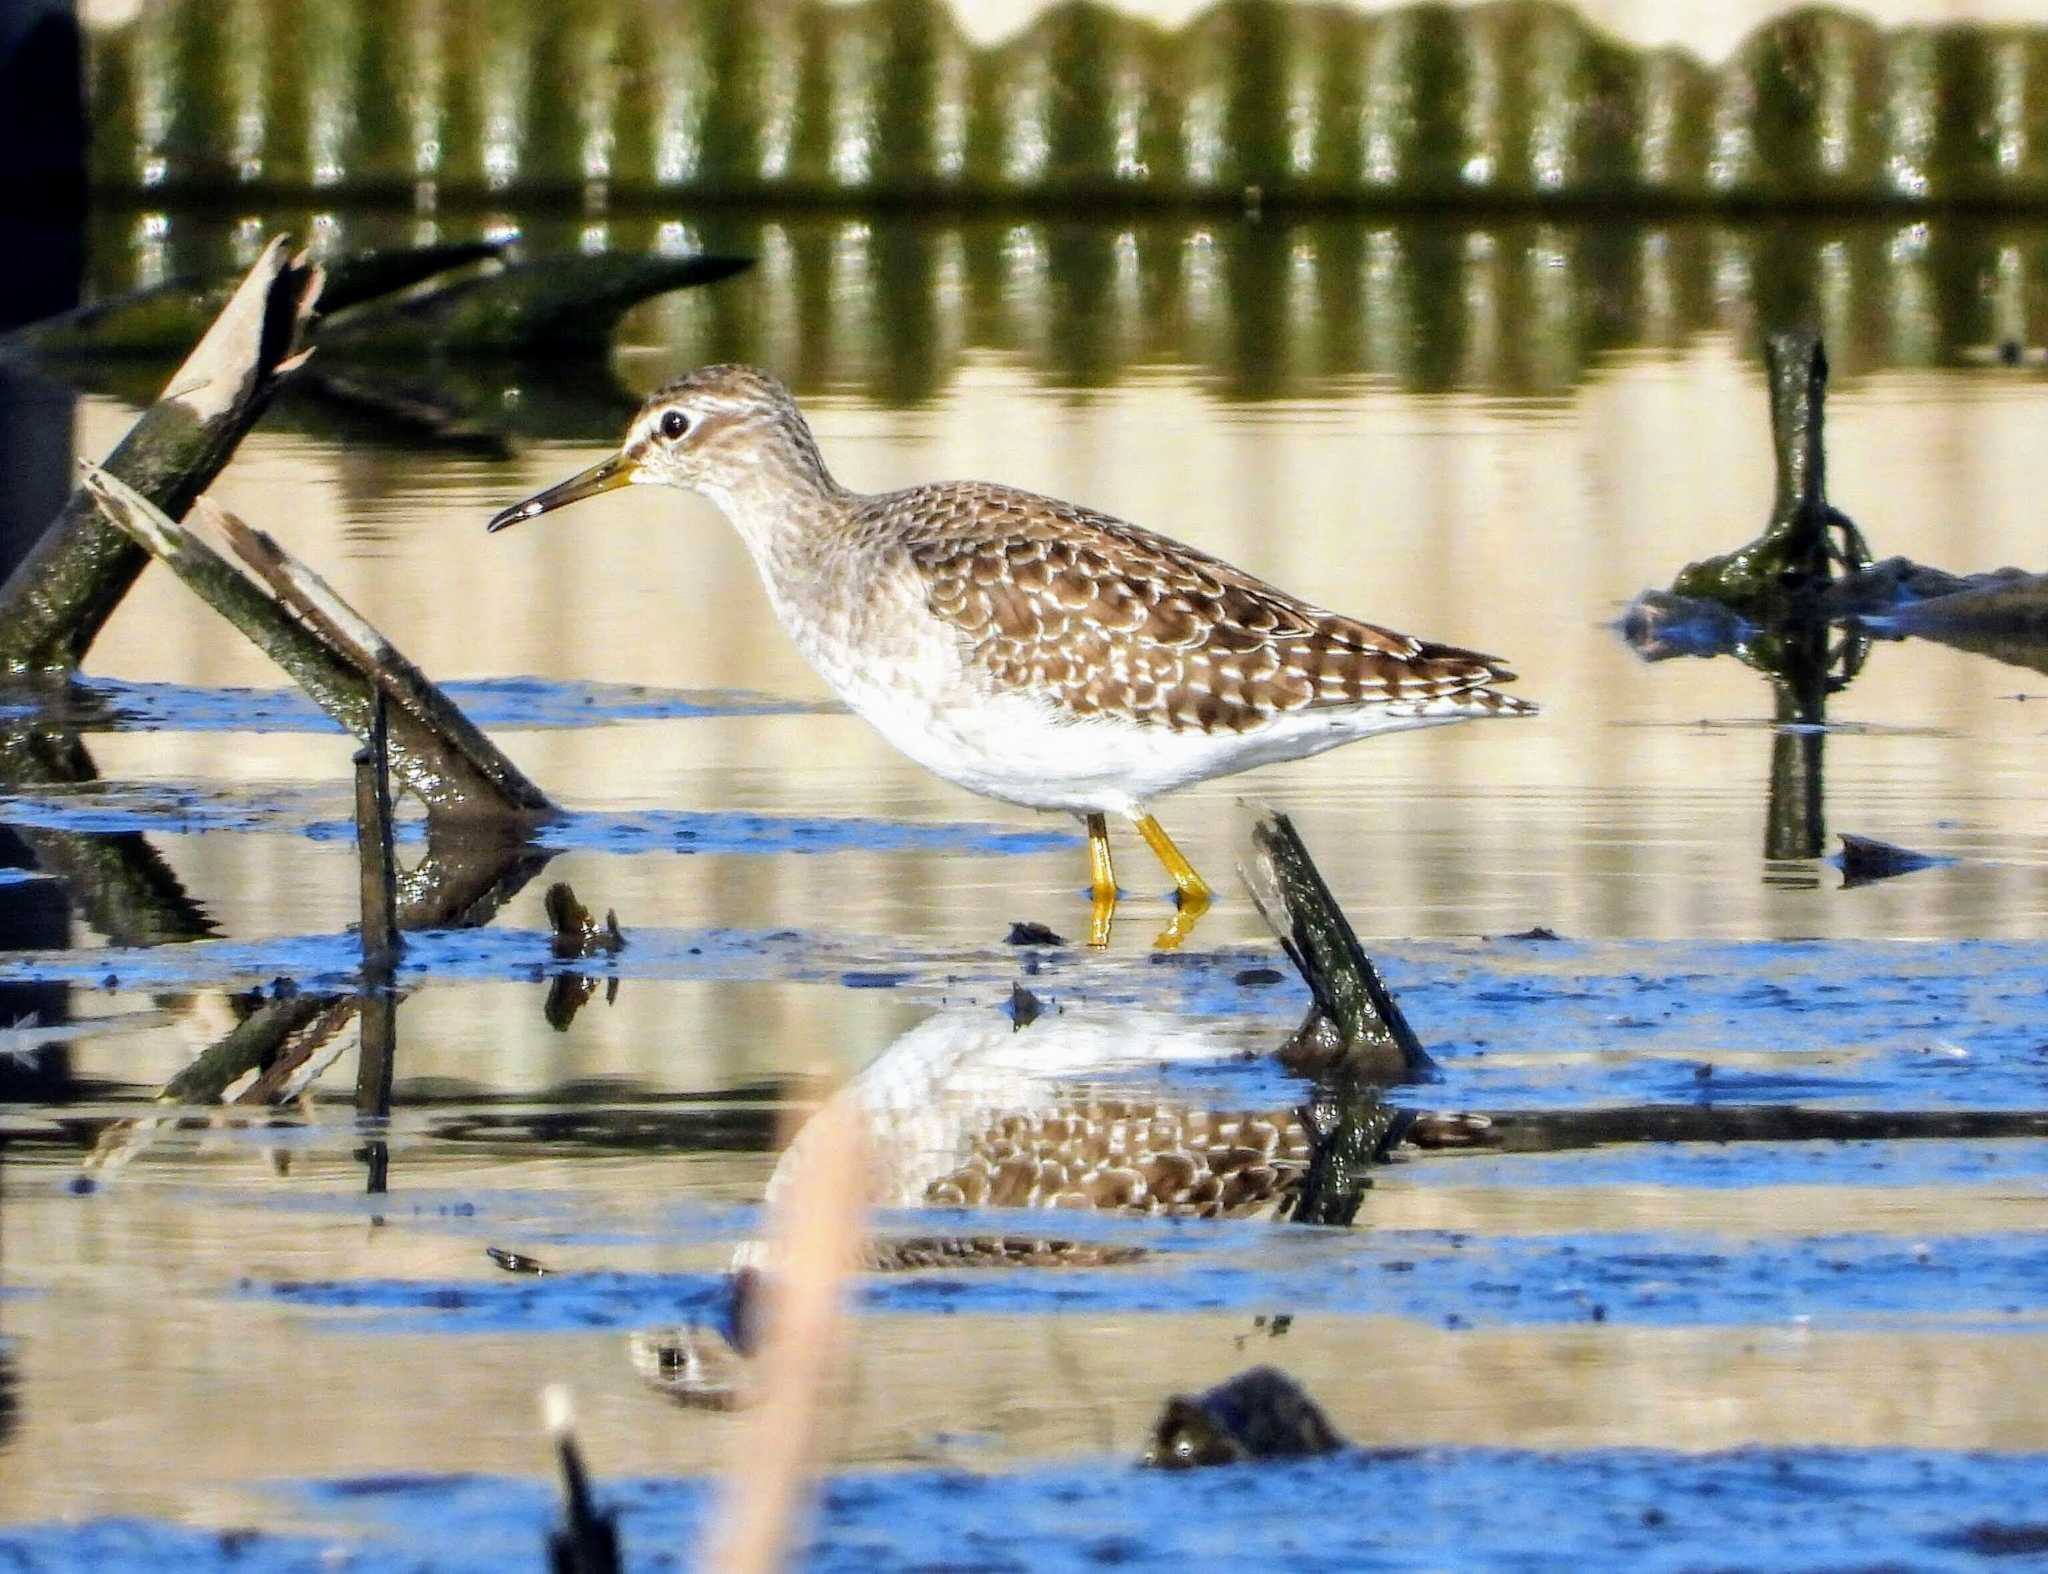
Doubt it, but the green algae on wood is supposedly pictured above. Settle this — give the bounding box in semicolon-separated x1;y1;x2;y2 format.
0;241;503;358
1240;807;1436;1085
0;238;320;679
1671;329;1871;621
321;252;753;357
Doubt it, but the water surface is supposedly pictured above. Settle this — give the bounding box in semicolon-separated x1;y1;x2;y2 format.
2;207;2045;1562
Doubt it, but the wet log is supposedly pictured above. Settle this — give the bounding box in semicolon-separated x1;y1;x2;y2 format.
1625;337;2048;687
323;253;753;358
79;469;553;824
0;241;502;358
354;697;403;974
1670;330;1871;620
354;696;400;1188
0;238;321;677
1420;1103;2048;1152
1239;807;1435;1084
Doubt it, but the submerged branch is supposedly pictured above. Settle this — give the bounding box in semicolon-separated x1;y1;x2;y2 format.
1444;1103;2048;1151
0;727;217;947
1239;807;1435;1084
79;471;553;825
126;833;552;1118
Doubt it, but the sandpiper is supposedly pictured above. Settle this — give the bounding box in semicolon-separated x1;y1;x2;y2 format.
488;365;1535;946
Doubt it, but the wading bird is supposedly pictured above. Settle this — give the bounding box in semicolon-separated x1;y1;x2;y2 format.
489;366;1534;947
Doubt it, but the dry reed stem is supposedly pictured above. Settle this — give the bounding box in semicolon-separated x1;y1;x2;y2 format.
699;1096;867;1574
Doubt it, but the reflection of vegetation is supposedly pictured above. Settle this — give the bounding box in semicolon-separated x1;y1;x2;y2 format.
1245;810;1434;1085
0;710;547;1157
78;211;2048;411
103;824;549;1184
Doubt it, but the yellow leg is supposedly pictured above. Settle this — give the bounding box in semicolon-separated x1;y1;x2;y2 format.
1085;812;1117;948
1131;811;1211;950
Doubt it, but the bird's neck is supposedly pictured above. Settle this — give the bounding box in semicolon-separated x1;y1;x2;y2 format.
701;422;854;569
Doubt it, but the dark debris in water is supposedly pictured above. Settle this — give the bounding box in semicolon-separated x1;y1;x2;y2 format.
1935;1521;2048;1556
1007;982;1046;1029
543;883;626;960
1836;832;1951;888
1143;1366;1343;1470
483;1246;552;1276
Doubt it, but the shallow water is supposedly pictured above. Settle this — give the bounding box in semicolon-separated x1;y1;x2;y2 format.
1;208;2046;1565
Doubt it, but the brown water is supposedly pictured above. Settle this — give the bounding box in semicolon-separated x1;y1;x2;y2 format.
1;210;2045;1557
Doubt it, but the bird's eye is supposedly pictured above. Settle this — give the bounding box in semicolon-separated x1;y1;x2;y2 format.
660;409;690;441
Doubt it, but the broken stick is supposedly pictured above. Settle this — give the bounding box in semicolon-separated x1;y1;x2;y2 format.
1239;807;1435;1084
78;468;552;825
0;237;321;677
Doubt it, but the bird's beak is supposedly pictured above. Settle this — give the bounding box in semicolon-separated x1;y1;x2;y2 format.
486;453;637;533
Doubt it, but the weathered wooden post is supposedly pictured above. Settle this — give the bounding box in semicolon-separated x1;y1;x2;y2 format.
354;693;401;1194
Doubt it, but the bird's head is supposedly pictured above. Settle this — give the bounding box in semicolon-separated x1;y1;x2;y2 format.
486;364;830;532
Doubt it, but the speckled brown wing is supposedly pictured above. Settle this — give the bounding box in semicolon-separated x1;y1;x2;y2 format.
890;482;1523;734
917;1097;1312;1228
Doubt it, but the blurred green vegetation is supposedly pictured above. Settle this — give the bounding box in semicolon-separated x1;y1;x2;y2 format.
82;0;2048;209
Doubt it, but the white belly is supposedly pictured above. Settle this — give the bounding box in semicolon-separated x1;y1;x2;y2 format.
825;654;1462;815
765;569;1466;817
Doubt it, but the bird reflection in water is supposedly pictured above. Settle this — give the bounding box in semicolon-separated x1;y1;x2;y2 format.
629;1004;1428;1410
